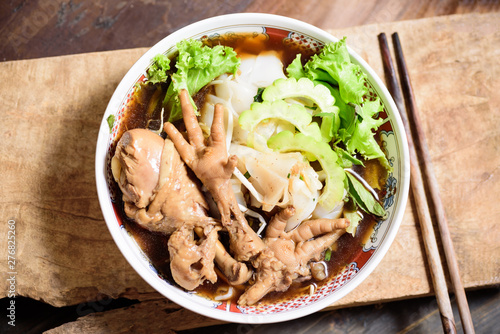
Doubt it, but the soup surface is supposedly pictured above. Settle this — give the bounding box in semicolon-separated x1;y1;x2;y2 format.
111;32;388;305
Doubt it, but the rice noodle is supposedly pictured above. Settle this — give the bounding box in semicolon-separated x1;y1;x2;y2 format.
214;286;234;301
233;168;264;203
238;204;268;236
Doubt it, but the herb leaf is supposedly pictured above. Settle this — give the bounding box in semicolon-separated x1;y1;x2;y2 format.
253;87;265;102
163;39;240;122
346;172;385;217
106;115;115;133
334;146;364;168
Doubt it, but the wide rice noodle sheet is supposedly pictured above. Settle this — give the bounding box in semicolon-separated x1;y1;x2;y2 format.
215;51;287;114
202;51;325;231
230;144;323;231
210;51;287;145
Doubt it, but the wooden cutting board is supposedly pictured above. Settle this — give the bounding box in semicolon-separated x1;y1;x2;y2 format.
1;12;499;329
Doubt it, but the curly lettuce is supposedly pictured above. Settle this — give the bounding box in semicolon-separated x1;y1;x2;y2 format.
286;38;389;169
347;99;387;166
146;54;171;85
147;39;240;122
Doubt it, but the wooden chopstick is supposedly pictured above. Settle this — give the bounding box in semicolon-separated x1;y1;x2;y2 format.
390;32;475;334
378;33;457;334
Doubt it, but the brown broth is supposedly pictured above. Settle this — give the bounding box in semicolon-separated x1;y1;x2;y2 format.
113;32;388;305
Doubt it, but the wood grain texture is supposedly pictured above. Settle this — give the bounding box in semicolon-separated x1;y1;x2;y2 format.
45;299;221;333
328;11;500;305
37;288;500;333
0;13;498;313
381;32;459;333
0;48;156;307
1;0;499;61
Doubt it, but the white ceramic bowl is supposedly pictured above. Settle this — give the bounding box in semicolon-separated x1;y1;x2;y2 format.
95;13;410;324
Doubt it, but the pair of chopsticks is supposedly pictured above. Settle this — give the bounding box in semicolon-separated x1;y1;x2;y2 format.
378;33;475;334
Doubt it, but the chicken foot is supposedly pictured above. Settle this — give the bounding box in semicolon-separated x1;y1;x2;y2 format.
113;125;252;289
194;227;253;285
164;90;288;305
265;206;349;277
168;223;221;290
164;90;267;262
239;206;349;305
113;129;213;234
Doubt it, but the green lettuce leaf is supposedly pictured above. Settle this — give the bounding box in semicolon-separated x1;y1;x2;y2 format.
146;54;171;85
163;39;240;122
346;98;388;166
285;38;389;167
286;54;306;80
304;37;368;105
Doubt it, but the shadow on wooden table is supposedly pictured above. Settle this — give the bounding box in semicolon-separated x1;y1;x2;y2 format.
1;287;498;333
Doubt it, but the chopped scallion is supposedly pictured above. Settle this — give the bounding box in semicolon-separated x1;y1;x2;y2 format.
107;115;115;133
324;248;332;261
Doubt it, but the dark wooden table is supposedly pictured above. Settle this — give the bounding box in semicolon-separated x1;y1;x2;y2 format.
1;1;499;333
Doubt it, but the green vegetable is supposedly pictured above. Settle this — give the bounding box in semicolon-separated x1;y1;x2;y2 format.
288;40;367;104
146;54;171;85
262;77;338;116
344;209;363;236
304;37;368;105
253;87;265;102
319;114;335;142
324;248;332;261
267;131;346;211
334;146;364;168
262;77;340;142
239;100;323;143
345;171;386;218
330;87;357;142
106;115;115;133
161;39;240;122
285;38;389;168
346;98;389;168
286;54;306;80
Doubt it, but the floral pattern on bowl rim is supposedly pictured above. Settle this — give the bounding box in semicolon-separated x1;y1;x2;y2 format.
96;14;409;324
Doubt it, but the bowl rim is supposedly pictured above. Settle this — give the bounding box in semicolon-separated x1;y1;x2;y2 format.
95;12;410;324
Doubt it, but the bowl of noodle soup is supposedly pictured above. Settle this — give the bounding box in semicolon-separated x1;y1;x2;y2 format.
95;13;410;324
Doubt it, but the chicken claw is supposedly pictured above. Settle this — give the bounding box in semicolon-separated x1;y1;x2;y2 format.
239;207;349;305
265;206;349;278
164;90;266;261
168;223;221;290
164;90;237;198
164;90;349;306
